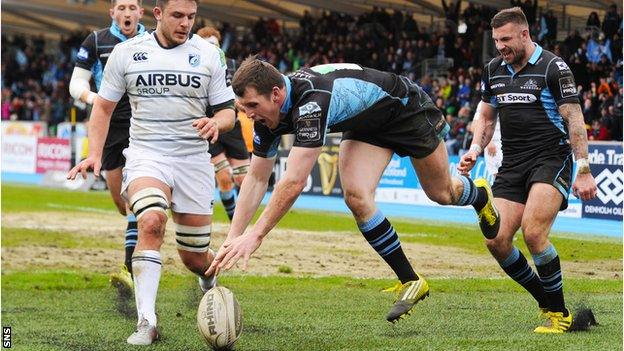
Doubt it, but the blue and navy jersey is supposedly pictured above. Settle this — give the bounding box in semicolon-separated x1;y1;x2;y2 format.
253;63;436;158
481;44;579;158
75;21;146;126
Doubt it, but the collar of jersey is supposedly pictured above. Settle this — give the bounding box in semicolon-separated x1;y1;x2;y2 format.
501;42;542;66
110;21;146;42
280;74;292;114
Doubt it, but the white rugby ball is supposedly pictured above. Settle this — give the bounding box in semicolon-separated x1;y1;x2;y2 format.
197;286;243;350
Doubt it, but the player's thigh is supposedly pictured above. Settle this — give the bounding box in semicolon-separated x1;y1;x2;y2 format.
104;167;126;214
339;139;393;196
410;140;453;198
521;182;562;252
228;156;250;185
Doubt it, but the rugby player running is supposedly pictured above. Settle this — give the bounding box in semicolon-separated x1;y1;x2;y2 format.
458;7;597;333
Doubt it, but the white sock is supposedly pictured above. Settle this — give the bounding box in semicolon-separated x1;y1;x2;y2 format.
132;250;162;326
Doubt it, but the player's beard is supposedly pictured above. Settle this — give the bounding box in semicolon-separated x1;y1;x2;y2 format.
501;46;526;66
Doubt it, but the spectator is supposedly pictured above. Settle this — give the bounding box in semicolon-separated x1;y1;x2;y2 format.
602;4;622;40
586;11;601;29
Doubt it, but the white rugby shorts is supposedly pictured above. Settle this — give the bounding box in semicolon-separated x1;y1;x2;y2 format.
121;148;215;215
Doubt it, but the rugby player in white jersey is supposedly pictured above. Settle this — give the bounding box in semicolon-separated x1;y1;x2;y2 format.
67;0;235;345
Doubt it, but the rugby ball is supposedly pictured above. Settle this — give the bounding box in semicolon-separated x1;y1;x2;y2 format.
197;286;243;350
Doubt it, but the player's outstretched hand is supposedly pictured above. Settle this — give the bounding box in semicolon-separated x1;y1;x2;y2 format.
458;150;478;175
205;233;262;277
193;117;219;143
572;173;598;201
66;156;101;180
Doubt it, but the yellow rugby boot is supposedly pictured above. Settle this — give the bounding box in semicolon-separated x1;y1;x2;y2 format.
534;310;573;333
110;264;134;296
384;273;430;323
474;178;500;239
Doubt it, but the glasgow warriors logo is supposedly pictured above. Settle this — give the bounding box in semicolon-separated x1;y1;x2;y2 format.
189;54;201;67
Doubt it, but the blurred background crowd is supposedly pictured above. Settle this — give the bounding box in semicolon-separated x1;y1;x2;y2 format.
2;1;622;153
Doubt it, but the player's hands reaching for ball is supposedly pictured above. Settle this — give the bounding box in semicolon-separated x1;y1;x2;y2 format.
193;117;219;142
205;233;263;277
66;156;102;180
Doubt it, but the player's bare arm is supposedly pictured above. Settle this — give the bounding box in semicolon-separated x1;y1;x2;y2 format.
559;102;598;201
208;146;322;274
66;96;118;179
458;101;497;174
193;107;235;142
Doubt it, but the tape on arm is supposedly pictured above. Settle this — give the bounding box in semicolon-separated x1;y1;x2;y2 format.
69;67;97;104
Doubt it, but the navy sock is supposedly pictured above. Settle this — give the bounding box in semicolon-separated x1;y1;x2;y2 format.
534;245;567;315
457;175;487;210
358;210;417;283
124;213;138;274
220;189;236;221
498;247;548;308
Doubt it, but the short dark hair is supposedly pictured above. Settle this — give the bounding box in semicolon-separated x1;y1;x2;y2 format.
111;0;143;6
232;56;284;97
155;0;199;8
490;7;528;29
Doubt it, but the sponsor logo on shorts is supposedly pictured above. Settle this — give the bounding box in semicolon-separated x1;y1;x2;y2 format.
559;77;577;98
253;132;261;145
495;93;537;104
296;118;321;142
556;61;570;71
77;47;89;60
520;79;540;90
188;53;200;67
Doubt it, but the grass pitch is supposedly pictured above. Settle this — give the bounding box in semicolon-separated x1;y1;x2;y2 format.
1;184;622;351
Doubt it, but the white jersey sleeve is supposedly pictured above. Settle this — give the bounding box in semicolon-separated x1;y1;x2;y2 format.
207;48;234;106
98;44;127;102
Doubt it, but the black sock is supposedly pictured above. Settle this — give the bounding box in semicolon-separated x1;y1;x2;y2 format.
124;214;138;275
473;187;488;212
358;210;417;283
220;189;236;221
499;247;548;308
534;245;567;315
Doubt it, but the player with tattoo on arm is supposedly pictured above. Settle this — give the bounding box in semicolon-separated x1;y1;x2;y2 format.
458;7;597;333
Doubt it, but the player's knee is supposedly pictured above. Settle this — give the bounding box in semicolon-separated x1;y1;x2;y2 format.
343;189;374;219
485;236;512;257
522;230;547;251
130;187;169;238
138;211;167;240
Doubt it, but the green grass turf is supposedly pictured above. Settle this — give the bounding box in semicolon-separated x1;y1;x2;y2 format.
1;271;621;351
2;184;621;261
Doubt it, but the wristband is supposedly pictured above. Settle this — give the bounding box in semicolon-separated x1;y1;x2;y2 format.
576;158;591;174
469;144;482;155
86;91;97;105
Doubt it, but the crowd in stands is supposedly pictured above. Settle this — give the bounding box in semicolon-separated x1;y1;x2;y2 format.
2;2;622;148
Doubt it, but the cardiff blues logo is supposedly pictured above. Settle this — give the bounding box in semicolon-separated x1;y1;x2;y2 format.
189;54;201;67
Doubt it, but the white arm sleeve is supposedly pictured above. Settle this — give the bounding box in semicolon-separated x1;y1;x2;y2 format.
98;45;127;103
207;48;235;105
69;67;95;103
